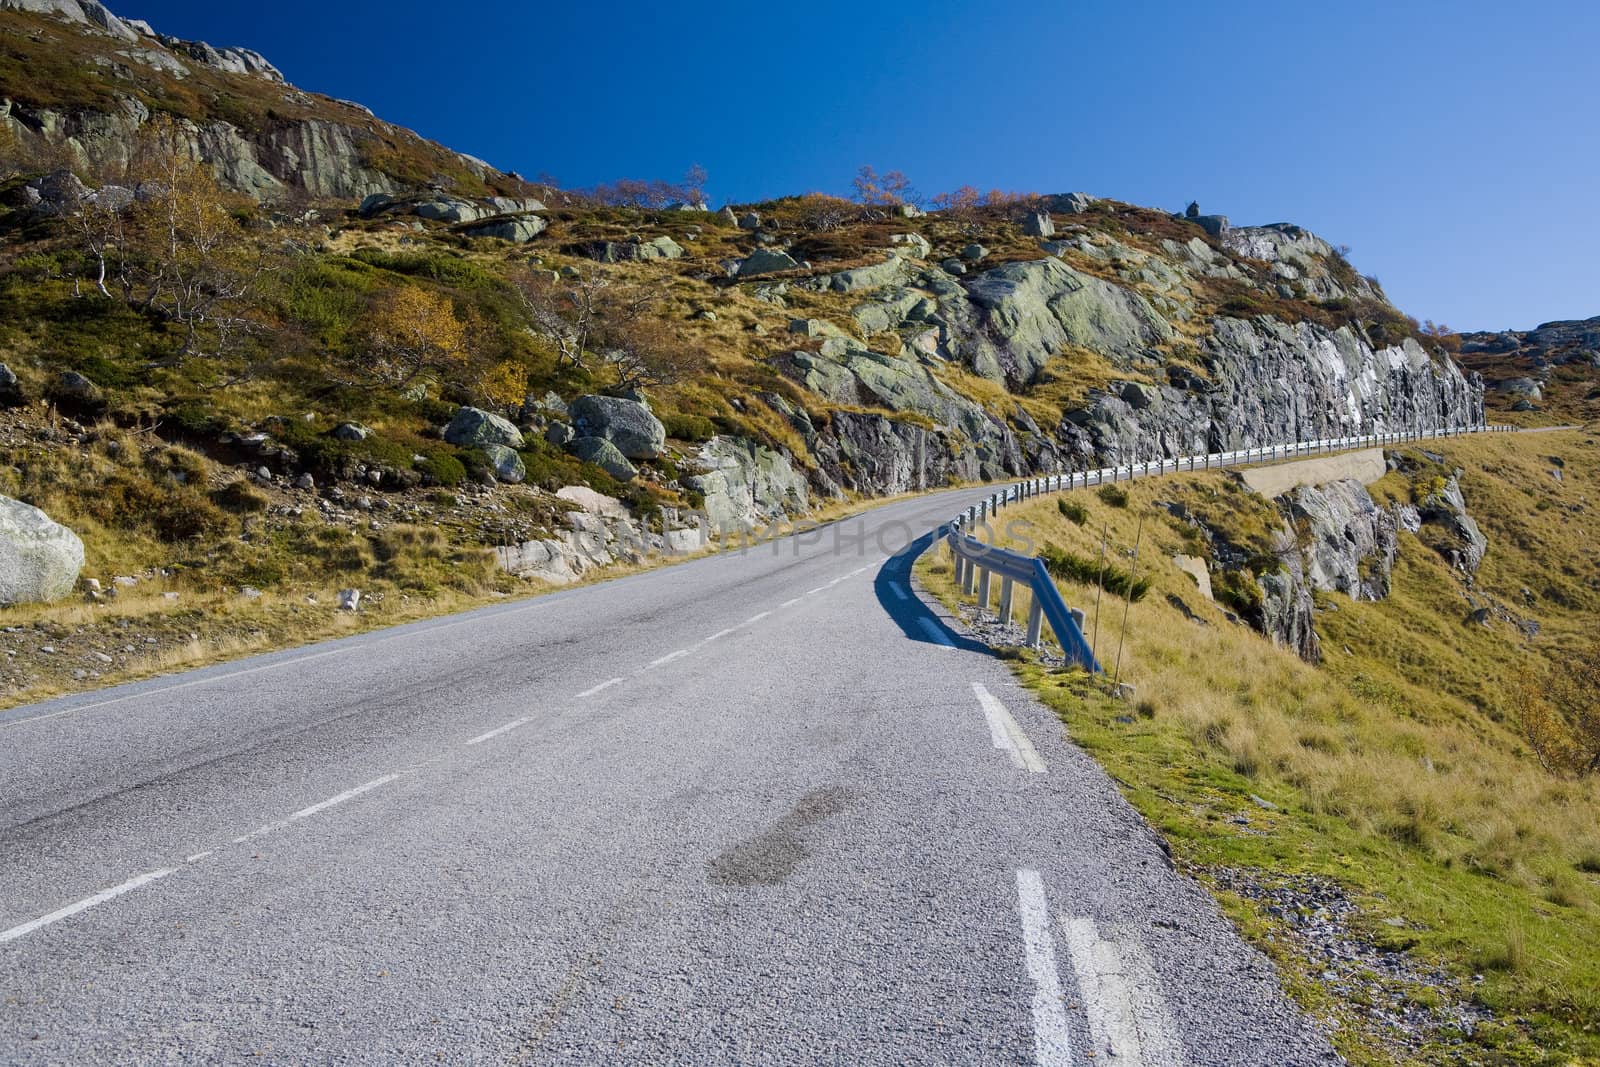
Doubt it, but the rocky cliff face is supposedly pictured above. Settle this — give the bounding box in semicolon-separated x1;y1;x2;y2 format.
761;228;1483;510
0;0;512;200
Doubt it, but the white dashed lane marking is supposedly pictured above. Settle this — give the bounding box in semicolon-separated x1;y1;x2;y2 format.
972;682;1046;773
648;649;691;669
465;717;530;746
0;868;177;945
1015;870;1075;1065
918;617;954;647
576;677;624;698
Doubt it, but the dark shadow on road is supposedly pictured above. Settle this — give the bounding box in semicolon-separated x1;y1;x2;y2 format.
873;524;991;654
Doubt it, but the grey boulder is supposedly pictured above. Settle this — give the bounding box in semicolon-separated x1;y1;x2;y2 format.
0;494;85;604
1022;211;1055;237
569;395;666;460
737;249;800;276
461;215;548;243
481;443;526;484
570;437;637;482
443;407;525;449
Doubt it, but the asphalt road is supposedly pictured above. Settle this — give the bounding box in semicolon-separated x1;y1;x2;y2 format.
0;485;1338;1065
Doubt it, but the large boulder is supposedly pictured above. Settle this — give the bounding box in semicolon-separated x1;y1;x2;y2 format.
412;196;484;224
570;437;637;482
1283;479;1397;600
568;395;665;460
637;235;684;261
443;407;525;449
737;249;800;276
481;443;526;484
1022;211;1055;238
0;495;85;604
461;215;547;243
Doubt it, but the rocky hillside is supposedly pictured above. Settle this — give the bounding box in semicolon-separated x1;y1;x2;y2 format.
1458;315;1600;423
0;0;524;199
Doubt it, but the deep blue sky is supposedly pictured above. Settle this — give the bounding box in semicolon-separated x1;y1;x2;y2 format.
128;0;1597;331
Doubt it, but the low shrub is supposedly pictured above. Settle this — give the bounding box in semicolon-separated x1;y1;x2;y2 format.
1057;498;1089;525
662;413;717;442
417;449;467;487
1039;543;1151;601
1097;484;1129;508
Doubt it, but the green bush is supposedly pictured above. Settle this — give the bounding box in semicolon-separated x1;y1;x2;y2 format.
1039;544;1151;601
662;413;717;442
417;449;466;487
1097;484;1129;508
1057;499;1089;525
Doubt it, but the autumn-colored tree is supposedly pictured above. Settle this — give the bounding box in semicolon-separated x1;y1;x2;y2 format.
514;268;659;371
682;163;708;205
356;286;470;388
1421;319;1463;354
852;165;916;206
931;185;982;217
1516;642;1600;777
512;267;696;388
793;192;858;233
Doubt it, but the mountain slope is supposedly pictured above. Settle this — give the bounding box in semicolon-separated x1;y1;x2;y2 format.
0;0;520;199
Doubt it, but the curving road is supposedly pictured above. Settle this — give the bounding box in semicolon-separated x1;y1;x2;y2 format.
0;486;1337;1065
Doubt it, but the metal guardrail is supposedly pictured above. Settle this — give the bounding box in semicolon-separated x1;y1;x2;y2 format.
945;533;1101;672
941;422;1512;672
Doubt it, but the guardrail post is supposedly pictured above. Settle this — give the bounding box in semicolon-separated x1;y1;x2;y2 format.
1026;597;1043;647
962;554;977;594
998;575;1014;623
976;565;992;615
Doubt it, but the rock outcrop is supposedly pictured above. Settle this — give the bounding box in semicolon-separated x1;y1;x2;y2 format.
684;437;809;535
0;494;85;604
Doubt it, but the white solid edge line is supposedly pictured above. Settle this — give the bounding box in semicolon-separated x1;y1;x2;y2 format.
745;611;772;624
0;868;177;945
780;597;803;608
464;717;531;746
288;773;401;822
701;628;737;644
888;581;910;601
648;649;691;669
1015;870;1075;1066
918;617;954;647
805;586;829;596
576;677;624;698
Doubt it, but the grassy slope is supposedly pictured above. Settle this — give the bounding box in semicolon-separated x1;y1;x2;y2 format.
919;429;1600;1064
